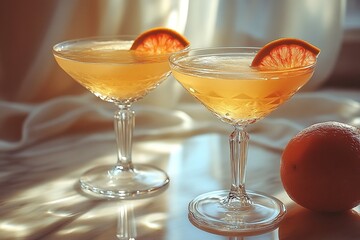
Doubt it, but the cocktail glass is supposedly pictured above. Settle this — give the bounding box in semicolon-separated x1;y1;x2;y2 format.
53;36;174;199
169;47;317;234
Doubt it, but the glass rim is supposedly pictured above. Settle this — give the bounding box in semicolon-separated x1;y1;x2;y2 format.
53;35;136;50
53;35;190;63
169;46;317;74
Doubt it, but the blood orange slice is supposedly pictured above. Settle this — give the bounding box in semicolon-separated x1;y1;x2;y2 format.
251;38;320;70
130;27;189;54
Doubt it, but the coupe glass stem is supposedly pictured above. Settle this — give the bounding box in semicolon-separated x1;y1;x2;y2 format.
112;103;135;173
224;125;253;208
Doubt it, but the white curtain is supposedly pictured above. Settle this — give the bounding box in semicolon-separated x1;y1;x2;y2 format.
0;0;356;154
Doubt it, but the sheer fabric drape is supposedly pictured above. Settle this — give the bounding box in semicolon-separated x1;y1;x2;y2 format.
0;0;354;154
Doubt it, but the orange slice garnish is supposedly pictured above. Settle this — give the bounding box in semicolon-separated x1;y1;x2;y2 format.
130;27;189;55
251;38;320;70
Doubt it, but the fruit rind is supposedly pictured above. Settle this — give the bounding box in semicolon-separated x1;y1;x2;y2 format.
251;38;320;69
280;121;360;213
130;27;190;54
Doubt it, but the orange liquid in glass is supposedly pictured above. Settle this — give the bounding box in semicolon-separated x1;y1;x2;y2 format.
54;41;170;102
172;55;314;124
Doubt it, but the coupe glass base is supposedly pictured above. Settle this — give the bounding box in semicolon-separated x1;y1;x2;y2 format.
188;190;286;235
79;164;169;199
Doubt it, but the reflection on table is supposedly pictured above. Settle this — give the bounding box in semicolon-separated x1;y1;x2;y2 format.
0;132;359;239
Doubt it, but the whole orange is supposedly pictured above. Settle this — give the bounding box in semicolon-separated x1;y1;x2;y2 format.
280;121;360;212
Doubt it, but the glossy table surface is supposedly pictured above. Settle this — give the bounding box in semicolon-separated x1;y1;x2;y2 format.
1;89;360;240
1;132;359;240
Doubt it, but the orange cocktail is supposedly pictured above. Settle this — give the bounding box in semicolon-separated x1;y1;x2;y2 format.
169;43;319;234
54;40;170;102
53;29;189;199
171;51;313;124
